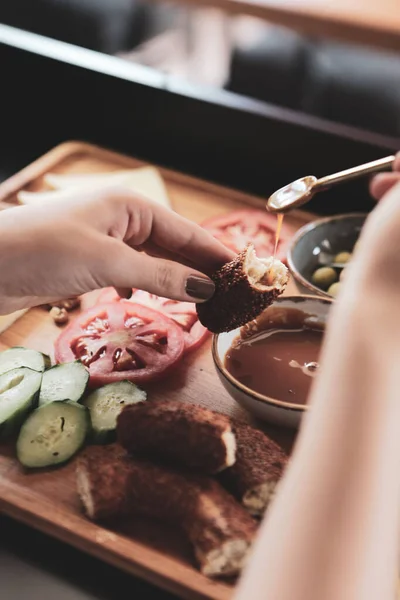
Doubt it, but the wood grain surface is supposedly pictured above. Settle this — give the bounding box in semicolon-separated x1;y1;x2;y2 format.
0;142;316;600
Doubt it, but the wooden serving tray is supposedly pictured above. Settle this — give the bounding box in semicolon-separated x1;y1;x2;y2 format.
0;142;314;600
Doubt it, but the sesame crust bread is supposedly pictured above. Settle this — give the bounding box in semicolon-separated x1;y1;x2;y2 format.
76;444;256;577
117;400;236;474
219;421;288;517
196;244;289;334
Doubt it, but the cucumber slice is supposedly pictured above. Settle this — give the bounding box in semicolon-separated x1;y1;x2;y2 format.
0;367;42;438
0;347;50;376
16;401;90;468
83;381;146;444
39;361;89;406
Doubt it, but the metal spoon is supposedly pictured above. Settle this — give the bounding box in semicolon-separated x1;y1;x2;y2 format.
267;155;395;214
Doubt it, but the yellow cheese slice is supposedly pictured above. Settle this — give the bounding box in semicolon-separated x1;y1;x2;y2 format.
41;167;171;209
18;167;171;209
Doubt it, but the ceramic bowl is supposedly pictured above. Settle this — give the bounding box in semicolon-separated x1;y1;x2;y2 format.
287;213;367;299
212;295;333;428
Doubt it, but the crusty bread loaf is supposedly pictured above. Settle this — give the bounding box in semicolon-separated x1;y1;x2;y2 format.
196;244;289;333
76;444;256;577
117;400;236;474
219;421;288;517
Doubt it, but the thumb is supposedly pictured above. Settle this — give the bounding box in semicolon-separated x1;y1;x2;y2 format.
369;173;400;201
100;239;216;303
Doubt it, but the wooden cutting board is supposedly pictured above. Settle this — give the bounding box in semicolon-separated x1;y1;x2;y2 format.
0;141;315;600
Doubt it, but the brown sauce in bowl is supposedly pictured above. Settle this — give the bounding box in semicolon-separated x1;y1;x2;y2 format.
224;308;324;406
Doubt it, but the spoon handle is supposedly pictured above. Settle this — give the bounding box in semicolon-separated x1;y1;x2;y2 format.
314;155;395;191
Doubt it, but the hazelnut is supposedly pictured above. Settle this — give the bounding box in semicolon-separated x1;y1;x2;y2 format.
50;306;69;325
48;302;61;309
62;297;80;311
49;296;80;311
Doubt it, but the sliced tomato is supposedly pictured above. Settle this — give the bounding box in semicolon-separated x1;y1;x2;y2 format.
202;209;295;263
54;302;185;387
96;288;210;353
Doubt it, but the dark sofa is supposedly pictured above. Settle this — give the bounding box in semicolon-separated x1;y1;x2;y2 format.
1;1;399;139
226;25;400;138
0;0;169;54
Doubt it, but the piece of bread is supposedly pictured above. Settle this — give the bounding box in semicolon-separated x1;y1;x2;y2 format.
116;400;236;474
76;444;256;578
219;421;288;517
196;243;289;334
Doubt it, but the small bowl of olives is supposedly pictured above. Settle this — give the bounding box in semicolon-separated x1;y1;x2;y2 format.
287;213;367;299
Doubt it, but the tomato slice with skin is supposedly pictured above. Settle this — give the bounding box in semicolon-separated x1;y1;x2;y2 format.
54;302;185;387
96;288;210;353
202;209;295;263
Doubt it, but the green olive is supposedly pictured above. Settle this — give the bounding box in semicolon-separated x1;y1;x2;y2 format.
334;251;352;264
311;267;337;290
328;282;341;297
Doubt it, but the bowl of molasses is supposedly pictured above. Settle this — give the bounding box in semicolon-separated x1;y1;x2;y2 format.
212;295;333;428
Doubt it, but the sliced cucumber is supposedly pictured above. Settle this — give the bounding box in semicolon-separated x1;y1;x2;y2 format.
83;381;146;444
0;347;50;377
39;361;89;406
0;367;42;438
16;401;90;468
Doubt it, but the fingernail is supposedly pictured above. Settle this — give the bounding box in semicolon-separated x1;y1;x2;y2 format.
185;276;215;301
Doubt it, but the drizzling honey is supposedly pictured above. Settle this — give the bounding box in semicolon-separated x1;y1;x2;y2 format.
273;213;284;260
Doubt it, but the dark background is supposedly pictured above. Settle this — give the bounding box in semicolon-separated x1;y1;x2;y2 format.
1;26;399;218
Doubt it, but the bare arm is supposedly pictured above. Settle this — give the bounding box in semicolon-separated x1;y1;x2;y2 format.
235;181;400;600
0;188;234;314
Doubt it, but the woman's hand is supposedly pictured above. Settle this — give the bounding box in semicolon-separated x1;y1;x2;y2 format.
0;187;234;314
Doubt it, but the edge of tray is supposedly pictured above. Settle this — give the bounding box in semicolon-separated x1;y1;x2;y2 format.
0;140;315;225
0;475;231;600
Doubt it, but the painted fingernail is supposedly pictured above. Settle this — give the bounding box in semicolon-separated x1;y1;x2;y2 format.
185;276;215;300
